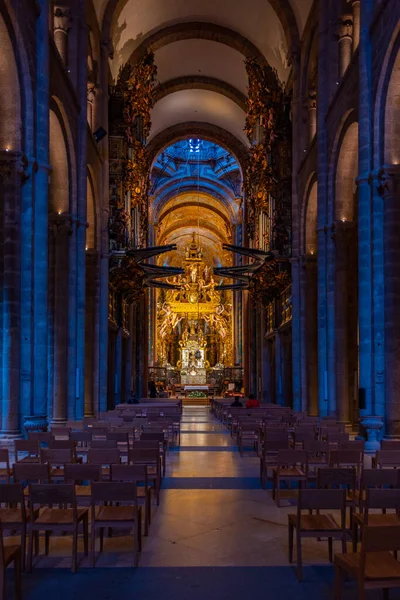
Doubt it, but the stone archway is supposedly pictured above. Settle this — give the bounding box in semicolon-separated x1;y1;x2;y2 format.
334;121;359;424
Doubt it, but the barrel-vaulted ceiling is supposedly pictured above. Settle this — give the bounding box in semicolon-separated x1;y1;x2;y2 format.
98;0;312;150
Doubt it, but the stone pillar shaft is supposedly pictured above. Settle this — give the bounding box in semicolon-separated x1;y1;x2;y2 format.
379;168;400;436
337;15;353;77
53;6;72;65
307;93;317;145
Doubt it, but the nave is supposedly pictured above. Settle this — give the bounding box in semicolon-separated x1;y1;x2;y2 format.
9;407;399;600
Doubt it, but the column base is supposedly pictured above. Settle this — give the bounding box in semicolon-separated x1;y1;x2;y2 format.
23;415;48;435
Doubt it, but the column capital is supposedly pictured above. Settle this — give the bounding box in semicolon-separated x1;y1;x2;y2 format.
336;14;353;40
377;165;400;198
49;212;73;235
0;150;29;183
54;6;72;33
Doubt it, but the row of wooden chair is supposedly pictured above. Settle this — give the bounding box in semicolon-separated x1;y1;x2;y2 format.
287;485;400;598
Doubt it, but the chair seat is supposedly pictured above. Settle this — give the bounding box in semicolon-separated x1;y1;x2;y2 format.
95;505;137;522
0;507;38;523
50;468;65;478
3;545;20;567
35;507;88;525
273;467;306;478
353;513;400;527
0;467;11;478
17;457;40;464
75;485;91;497
289;513;341;531
336;551;400;580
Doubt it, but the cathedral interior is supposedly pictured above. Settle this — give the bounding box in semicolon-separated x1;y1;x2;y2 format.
1;0;400;598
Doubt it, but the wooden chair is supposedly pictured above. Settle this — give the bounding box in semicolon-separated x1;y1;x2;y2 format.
0;484;33;571
27;484;89;573
13;462;52;490
356;467;400;512
27;432;52;446
64;463;102;504
317;467;358;526
329;450;364;479
352;487;400;552
50;427;71;440
40;448;76;478
111;464;152;536
272;450;309;507
87;448;120;480
48;438;77;451
334;525;400;599
304;441;329;479
288;488;347;581
236;421;259;456
14;440;40;464
107;431;130;455
381;440;400;451
0;451;11;484
259;439;289;489
90;482;141;567
91;439;118;449
0;521;21;600
135;440;166;477
70;431;92;456
129;448;161;505
339;440;365;454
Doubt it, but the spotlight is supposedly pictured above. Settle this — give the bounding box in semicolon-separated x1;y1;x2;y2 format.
93;127;107;143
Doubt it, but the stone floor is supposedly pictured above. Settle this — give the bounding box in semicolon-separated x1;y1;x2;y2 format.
7;407;400;599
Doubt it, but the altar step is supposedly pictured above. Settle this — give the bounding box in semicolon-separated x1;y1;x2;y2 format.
182;397;210;406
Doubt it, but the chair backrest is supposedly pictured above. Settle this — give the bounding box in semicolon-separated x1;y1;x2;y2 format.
110;464;148;485
48;439;77;450
298;488;346;511
381;440;400;451
28;432;52;444
365;488;400;513
70;431;92;443
91;439;118;449
375;450;400;468
13;462;52;484
133;440;159;451
304;441;329;454
360;468;400;490
317;467;356;490
263;439;289;453
107;432;129;443
0;483;25;509
29;483;75;510
91;481;138;504
64;463;102;483
140;432;165;443
40;448;74;465
329;449;363;467
339;440;365;452
129;448;160;466
362;525;400;553
14;439;40;457
325;432;350;444
87;448;120;465
0;449;10;468
277;449;308;467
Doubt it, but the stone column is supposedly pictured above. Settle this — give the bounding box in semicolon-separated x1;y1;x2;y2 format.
334;222;353;423
49;215;72;424
0;152;28;435
84;250;99;417
53;6;72;66
302;256;318;415
307;90;317;145
24;0;50;432
378;167;400;437
336;15;353;77
348;0;360;52
275;329;283;406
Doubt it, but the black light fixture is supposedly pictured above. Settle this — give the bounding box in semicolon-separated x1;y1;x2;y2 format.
93;127;107;143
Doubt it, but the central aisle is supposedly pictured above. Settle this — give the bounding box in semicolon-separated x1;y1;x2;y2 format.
139;406;294;567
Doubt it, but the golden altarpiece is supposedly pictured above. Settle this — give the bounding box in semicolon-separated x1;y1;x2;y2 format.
156;235;233;385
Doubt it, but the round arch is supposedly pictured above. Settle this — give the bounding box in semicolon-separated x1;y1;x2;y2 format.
49;109;70;214
147;122;247;179
0;10;21;150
